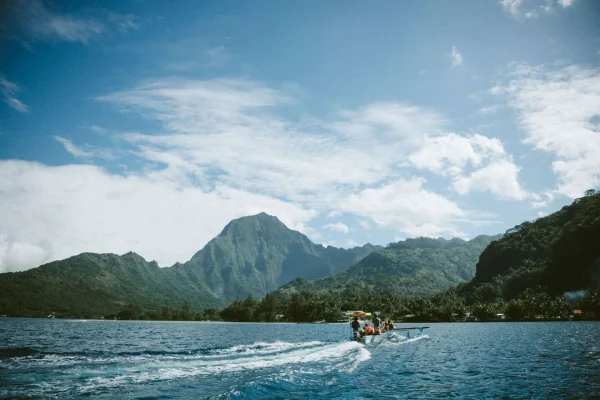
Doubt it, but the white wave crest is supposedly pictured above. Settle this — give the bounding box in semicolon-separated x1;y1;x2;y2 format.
79;340;370;392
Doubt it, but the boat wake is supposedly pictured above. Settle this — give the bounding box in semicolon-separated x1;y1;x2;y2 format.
378;331;430;347
1;340;371;397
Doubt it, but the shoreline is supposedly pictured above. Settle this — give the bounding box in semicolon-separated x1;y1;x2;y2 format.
1;316;597;323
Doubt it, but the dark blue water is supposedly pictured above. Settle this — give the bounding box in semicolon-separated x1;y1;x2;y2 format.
1;319;599;399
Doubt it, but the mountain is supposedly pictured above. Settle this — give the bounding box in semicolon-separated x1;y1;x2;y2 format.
0;252;197;317
459;190;600;304
275;235;500;299
170;212;382;302
0;213;381;317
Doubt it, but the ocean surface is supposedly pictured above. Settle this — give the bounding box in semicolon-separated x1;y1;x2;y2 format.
0;319;599;399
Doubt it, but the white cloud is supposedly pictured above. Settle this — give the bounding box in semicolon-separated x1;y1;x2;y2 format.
490;85;504;95
98;78;515;237
7;0;145;45
332;101;447;141
557;0;575;7
0;76;29;112
17;0;104;43
1;77;519;271
451;46;463;68
341;178;467;237
358;220;371;230
327;210;342;218
538;211;548;217
0;160;316;272
54;136;115;160
54;136;93;158
500;0;524;16
529;191;554;209
452;159;529;200
498;63;600;198
409;133;507;177
408;132;527;200
99;79;447;208
478;105;501;115
107;12;141;33
530;200;548;209
500;0;576;18
89;125;108;134
323;222;350;234
525;10;539;18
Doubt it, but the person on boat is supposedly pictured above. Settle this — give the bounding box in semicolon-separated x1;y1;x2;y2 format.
351;316;361;340
364;322;374;335
388;320;394;330
372;314;381;335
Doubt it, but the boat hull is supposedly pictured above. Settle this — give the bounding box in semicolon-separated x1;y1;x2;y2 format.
350;327;430;345
350;332;388;345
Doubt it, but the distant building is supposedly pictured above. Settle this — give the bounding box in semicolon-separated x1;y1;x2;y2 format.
493;313;506;321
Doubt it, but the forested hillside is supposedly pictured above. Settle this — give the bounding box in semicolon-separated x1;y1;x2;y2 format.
0;213;380;317
460;189;600;304
171;213;382;302
0;252;208;317
276;235;500;299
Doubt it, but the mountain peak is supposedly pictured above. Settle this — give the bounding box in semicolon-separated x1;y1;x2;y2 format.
217;212;286;237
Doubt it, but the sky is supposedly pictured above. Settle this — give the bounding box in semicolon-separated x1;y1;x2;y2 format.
0;0;599;272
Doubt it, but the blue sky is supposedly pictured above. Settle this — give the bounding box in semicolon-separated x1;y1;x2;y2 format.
1;0;599;271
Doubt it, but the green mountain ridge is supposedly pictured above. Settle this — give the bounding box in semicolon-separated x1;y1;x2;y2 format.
0;213;382;317
173;212;383;302
459;190;600;304
0;251;187;317
275;235;501;299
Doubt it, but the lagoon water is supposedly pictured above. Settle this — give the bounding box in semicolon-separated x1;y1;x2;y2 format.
0;319;599;399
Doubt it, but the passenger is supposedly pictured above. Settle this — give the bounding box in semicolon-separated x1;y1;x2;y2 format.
364;322;374;335
373;314;381;335
350;316;361;340
389;320;394;330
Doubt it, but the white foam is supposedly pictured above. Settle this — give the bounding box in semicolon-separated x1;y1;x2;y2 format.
74;340;371;392
210;340;323;356
381;332;429;346
10;340;373;395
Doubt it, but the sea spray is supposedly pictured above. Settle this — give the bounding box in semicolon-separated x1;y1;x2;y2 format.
6;340;372;396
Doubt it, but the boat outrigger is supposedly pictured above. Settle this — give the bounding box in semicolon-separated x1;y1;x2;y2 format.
351;327;430;345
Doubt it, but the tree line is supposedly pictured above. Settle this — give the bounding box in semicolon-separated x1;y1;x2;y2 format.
103;289;599;322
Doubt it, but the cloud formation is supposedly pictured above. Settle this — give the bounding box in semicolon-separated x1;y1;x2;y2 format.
409;133;527;200
323;222;350;234
0;160;315;272
341;178;467;237
496;63;600;198
5;0;145;45
0;77;29;112
0;77;517;271
451;46;463;68
15;0;104;43
499;0;576;18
